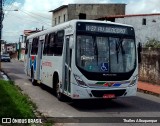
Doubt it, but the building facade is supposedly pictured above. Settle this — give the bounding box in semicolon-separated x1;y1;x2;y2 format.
97;13;160;45
50;4;126;26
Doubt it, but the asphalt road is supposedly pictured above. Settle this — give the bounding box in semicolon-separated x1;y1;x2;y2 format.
1;60;160;126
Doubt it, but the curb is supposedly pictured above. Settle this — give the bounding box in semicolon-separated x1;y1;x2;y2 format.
137;88;160;97
0;70;11;80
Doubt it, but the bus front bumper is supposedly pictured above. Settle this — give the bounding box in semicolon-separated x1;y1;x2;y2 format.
71;84;137;99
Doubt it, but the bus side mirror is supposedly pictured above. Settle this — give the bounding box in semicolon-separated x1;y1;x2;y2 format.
69;36;74;49
138;42;142;63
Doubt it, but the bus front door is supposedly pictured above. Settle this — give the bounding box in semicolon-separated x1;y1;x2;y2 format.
37;38;44;81
63;36;72;94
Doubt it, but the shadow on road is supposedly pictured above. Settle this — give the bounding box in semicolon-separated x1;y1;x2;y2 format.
69;97;160;112
37;83;160;113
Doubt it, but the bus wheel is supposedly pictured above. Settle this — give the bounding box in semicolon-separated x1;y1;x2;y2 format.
31;69;37;85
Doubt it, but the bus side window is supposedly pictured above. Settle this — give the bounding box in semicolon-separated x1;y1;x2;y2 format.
48;33;55;55
54;30;64;56
43;34;48;55
35;38;39;54
31;38;38;55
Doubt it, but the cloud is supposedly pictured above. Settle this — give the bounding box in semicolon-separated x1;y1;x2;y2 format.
2;0;160;43
22;0;60;12
62;0;111;5
3;0;112;42
126;0;160;14
2;0;56;43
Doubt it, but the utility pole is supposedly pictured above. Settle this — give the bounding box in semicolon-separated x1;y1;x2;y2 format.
18;35;23;60
18;37;20;60
0;0;4;70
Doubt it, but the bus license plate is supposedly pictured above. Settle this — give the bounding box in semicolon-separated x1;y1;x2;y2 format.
103;94;115;99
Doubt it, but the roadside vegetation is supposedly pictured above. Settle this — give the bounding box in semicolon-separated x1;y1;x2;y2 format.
0;80;35;118
0;79;54;125
144;38;160;48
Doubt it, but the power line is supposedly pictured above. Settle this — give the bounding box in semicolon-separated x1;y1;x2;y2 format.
4;13;51;27
18;9;51;26
0;0;4;69
3;0;16;17
19;9;52;20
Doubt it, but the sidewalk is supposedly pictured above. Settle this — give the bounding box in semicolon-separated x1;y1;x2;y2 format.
138;81;160;96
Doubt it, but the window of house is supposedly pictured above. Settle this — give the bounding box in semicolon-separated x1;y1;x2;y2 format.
31;38;39;55
152;19;156;22
59;16;60;23
55;18;56;25
142;18;146;25
63;14;66;22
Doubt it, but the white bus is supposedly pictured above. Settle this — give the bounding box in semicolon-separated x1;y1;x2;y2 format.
24;19;141;101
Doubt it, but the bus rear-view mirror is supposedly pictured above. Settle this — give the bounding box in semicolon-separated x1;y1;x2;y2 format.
69;36;74;49
138;42;142;63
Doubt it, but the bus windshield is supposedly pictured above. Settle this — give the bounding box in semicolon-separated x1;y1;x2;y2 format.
76;35;136;73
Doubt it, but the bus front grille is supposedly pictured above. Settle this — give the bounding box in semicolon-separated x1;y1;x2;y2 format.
91;89;126;97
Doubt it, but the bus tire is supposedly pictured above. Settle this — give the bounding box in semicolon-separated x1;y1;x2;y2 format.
31;68;37;86
52;74;57;93
53;73;64;101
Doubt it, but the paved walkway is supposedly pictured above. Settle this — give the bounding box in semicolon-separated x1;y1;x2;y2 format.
138;81;160;96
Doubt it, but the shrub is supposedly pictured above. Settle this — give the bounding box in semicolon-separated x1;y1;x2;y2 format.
144;38;160;48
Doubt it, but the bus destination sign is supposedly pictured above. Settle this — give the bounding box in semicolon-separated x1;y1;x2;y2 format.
86;25;128;34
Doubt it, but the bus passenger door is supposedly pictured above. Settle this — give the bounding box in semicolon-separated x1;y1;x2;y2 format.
37;36;44;81
24;40;29;75
27;43;31;75
63;36;72;94
27;39;32;77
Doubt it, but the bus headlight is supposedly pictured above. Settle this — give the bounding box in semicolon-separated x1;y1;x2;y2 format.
74;74;88;87
129;76;138;87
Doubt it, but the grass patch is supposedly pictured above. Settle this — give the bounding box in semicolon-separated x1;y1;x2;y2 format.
0;80;55;125
0;80;35;118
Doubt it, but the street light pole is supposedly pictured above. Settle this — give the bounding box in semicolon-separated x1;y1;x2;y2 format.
0;0;4;70
18;35;23;60
18;37;20;60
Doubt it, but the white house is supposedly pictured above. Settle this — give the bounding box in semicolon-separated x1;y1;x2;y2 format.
97;13;160;45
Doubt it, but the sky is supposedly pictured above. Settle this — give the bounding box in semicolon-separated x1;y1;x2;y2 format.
2;0;160;43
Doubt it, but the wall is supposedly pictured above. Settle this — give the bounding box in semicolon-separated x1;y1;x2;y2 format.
139;48;160;85
68;4;125;20
52;7;68;26
10;52;18;59
115;15;160;45
52;4;125;26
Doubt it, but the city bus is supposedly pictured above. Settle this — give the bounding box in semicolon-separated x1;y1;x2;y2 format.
24;19;141;101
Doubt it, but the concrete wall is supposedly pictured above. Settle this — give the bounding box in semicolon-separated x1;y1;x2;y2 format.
10;52;18;59
139;48;160;85
52;7;68;26
52;4;125;26
68;4;125;20
115;15;160;45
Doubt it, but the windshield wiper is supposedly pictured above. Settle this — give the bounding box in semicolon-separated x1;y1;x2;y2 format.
115;38;125;63
94;39;98;65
